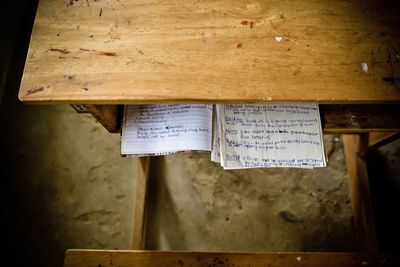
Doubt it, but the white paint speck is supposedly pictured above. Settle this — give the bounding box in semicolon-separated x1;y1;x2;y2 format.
361;62;368;73
334;137;340;142
263;96;272;101
296;257;302;262
275;35;283;42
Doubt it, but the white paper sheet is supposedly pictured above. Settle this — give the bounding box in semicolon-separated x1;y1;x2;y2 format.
121;104;213;155
211;105;221;163
218;104;326;169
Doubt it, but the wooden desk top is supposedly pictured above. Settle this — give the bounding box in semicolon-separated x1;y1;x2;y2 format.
19;0;400;104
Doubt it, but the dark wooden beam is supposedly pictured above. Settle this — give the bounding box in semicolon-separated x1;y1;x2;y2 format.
321;105;400;133
343;134;378;252
71;104;121;133
71;104;400;134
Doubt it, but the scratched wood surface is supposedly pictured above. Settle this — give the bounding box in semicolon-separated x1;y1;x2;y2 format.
64;250;399;267
19;0;400;104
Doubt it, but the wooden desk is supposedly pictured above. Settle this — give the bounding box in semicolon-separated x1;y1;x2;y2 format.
18;0;400;133
18;0;400;104
18;0;400;265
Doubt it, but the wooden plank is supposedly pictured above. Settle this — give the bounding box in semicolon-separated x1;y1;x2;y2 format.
367;132;400;149
19;0;400;104
64;250;398;267
71;104;120;133
131;157;150;249
342;134;378;252
321;105;400;133
72;104;400;133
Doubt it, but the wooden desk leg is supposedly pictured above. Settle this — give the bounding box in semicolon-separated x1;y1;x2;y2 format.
366;132;400;151
131;157;151;250
343;134;378;252
71;104;120;133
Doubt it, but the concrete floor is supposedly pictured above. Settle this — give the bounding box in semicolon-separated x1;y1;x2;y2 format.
2;94;358;266
146;135;356;252
2;102;136;266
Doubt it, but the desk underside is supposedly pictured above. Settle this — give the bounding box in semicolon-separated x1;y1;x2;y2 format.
19;0;400;104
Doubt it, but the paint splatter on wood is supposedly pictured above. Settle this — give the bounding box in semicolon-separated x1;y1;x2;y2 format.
240;20;255;28
360;62;368;72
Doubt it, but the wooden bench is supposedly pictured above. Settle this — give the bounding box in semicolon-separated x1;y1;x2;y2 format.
18;0;400;265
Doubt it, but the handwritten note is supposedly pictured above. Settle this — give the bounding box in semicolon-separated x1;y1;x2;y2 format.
217;104;326;169
121;104;213;155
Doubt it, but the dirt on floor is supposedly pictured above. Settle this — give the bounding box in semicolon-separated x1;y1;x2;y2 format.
146;134;357;252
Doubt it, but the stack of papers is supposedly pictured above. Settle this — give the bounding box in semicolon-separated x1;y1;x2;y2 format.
211;104;326;169
122;103;326;169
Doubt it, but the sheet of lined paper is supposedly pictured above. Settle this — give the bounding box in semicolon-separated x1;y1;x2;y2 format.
121;104;213;155
216;104;326;169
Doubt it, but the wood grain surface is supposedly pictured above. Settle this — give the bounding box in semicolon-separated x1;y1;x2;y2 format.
64;250;398;267
343;134;378;252
131;157;150;250
19;0;400;104
321;104;400;133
